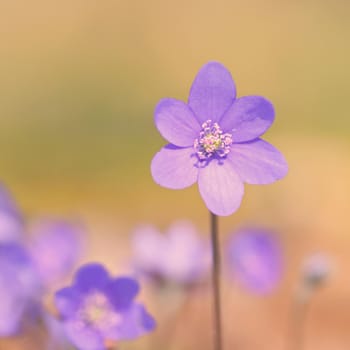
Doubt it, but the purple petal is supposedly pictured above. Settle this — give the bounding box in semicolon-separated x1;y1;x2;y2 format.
0;280;26;336
29;220;84;288
74;263;110;293
63;320;104;350
161;222;210;284
44;314;71;350
188;62;236;124
132;226;164;278
226;228;283;294
155;98;200;147
0;310;22;336
54;287;81;319
132;222;210;286
0;184;24;243
220;96;275;142
198;160;244;216
151;145;198;189
0;243;41;336
0;184;21;218
0;212;23;243
106;277;140;311
228;139;288;184
109;304;156;341
0;243;41;296
0;243;31;267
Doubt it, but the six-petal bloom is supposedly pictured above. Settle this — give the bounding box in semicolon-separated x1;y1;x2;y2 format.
54;263;156;350
226;228;283;294
151;62;288;216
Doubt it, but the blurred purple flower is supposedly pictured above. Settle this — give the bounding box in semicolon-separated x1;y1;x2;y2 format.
29;220;84;288
0;221;83;338
0;184;24;243
226;228;283;294
0;184;86;340
0;243;42;336
131;221;210;287
151;62;288;216
55;263;156;350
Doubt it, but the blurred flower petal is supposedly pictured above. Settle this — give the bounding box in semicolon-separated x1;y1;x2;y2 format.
132;221;210;287
29;220;84;288
226;228;283;294
0;184;24;243
0;243;41;336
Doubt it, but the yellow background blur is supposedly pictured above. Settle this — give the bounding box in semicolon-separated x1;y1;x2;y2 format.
0;1;349;349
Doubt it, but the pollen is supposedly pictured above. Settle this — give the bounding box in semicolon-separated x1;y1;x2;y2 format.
194;120;232;160
79;292;121;331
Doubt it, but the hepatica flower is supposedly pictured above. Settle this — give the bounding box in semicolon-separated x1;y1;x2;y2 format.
151;62;288;216
226;228;283;294
55;263;156;350
131;221;210;287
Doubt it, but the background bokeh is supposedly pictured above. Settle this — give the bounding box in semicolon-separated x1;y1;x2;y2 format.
0;0;349;349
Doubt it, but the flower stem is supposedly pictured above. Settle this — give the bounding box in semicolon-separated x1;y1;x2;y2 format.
210;212;223;350
288;288;310;350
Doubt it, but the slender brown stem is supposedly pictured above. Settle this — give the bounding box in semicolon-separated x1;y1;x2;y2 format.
210;212;223;350
288;288;309;350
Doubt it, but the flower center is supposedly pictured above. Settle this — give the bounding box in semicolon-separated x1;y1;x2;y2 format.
194;120;232;160
79;292;121;331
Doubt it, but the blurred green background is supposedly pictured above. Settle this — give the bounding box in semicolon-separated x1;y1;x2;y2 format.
0;0;350;349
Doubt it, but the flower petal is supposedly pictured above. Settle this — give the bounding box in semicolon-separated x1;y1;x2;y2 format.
151;145;199;189
226;228;282;294
29;220;83;287
108;303;156;341
188;62;236;124
106;277;140;311
44;314;71;349
0;269;28;336
228;139;288;184
155;98;200;147
0;184;24;243
132;226;164;277
220;96;275;142
64;320;104;350
74;263;110;293
198;159;244;216
163;222;210;284
0;301;24;336
54;287;81;319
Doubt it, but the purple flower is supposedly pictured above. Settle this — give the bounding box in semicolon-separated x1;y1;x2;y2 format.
226;228;283;294
0;243;42;336
0;217;84;337
0;184;24;243
131;221;210;287
29;220;84;288
151;62;288;216
54;263;156;350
